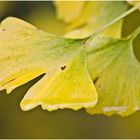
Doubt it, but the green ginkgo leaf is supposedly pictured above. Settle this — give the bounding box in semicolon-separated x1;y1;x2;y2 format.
0;17;98;111
64;1;128;39
86;27;140;116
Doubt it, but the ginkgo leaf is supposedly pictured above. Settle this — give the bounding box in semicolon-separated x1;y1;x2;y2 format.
86;27;140;116
0;17;98;111
54;1;86;23
64;1;128;39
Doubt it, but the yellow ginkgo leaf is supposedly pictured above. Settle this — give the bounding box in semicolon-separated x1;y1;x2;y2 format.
86;27;140;116
54;1;86;23
0;17;98;111
64;1;128;39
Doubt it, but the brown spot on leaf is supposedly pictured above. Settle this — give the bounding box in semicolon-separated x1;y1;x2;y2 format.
2;29;6;31
83;41;87;48
93;77;99;84
61;65;66;70
98;84;101;88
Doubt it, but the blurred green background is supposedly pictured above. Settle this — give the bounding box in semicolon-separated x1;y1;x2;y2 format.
0;1;140;139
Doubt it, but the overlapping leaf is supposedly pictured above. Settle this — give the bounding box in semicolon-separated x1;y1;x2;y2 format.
0;1;140;117
0;17;98;111
61;1;128;39
86;27;140;116
54;1;140;116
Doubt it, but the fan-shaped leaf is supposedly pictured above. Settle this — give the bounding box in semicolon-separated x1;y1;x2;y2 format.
0;17;98;111
87;27;140;116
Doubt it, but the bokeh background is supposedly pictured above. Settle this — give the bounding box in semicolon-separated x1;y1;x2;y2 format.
0;1;140;139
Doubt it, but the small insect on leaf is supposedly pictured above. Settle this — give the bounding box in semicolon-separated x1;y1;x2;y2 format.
87;27;140;116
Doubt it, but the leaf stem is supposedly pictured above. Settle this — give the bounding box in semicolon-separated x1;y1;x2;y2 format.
89;3;140;39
